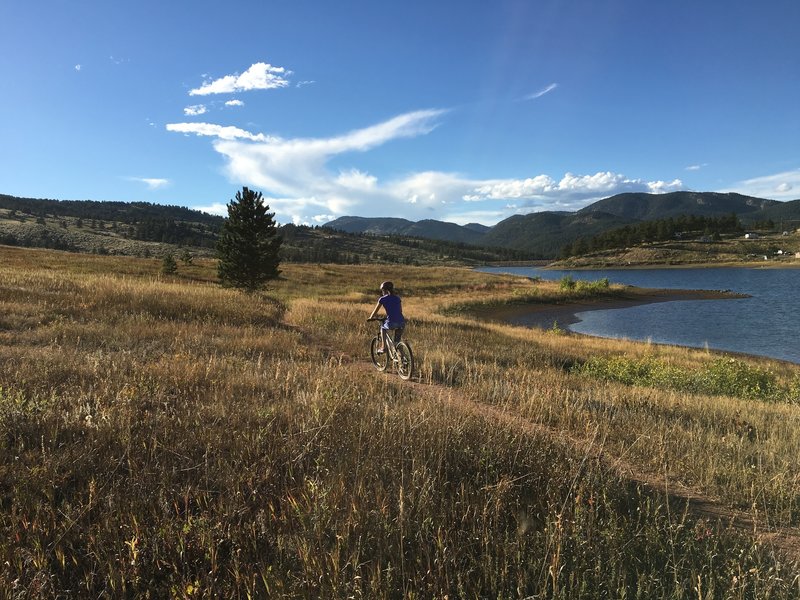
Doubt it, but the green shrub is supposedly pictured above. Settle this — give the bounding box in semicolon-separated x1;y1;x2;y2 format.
574;356;787;402
576;277;610;292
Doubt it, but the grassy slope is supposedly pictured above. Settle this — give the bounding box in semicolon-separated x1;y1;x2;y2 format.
2;245;800;597
555;231;800;268
0;208;519;267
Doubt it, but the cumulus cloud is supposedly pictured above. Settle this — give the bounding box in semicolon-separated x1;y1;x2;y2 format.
189;62;291;96
195;202;228;216
128;177;170;190
225;99;244;107
184;104;207;116
464;172;682;204
722;169;800;200
169;109;685;225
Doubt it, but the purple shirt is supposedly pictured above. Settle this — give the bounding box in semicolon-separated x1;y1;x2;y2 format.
379;294;405;328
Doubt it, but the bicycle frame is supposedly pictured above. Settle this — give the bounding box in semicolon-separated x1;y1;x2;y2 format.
368;317;413;380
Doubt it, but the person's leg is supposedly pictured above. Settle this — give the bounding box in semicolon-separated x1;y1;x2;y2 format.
379;327;388;352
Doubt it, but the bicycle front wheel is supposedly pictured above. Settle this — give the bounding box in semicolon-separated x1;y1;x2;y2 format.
370;336;388;372
395;342;414;380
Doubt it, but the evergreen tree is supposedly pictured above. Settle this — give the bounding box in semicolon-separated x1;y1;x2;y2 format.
216;187;281;291
161;253;178;275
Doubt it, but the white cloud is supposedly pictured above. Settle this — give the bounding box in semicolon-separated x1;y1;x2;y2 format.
336;169;378;191
722;168;800;200
165;122;277;142
686;163;708;171
189;62;291;96
524;83;558;100
225;99;244;107
464;172;683;204
128;177;170;190
296;80;315;88
647;179;684;193
74;64;81;71
207;109;446;200
184;104;207;116
195;202;228;216
171;109;685;225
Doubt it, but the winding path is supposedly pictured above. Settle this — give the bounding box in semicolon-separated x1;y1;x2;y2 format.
316;333;800;564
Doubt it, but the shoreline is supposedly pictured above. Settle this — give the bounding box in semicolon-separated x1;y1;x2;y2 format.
475;288;743;331
544;262;800;271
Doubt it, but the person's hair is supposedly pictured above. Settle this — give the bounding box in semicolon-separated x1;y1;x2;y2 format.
380;281;394;293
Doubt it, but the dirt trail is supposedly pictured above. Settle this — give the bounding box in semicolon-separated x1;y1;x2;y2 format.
320;338;800;564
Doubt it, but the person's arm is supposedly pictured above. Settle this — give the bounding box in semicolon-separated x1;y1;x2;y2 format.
368;300;383;320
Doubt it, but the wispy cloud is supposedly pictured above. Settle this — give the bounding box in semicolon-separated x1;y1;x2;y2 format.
722;168;800;200
189;62;291;96
171;109;684;225
184;104;208;116
127;177;170;190
74;64;81;72
225;99;244;107
165;122;277;142
524;83;558;100
686;163;708;171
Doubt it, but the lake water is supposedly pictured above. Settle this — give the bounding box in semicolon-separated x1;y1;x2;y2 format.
478;266;800;364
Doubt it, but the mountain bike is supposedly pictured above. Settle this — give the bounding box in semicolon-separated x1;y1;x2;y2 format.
367;317;414;380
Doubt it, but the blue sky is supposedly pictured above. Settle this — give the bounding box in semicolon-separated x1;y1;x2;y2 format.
1;0;798;226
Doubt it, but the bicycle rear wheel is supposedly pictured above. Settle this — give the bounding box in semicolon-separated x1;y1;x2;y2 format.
370;336;388;372
395;342;414;380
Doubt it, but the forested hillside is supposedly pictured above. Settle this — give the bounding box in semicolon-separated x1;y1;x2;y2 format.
327;191;799;258
0;194;529;265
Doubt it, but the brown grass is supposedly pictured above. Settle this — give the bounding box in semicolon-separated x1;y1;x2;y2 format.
2;245;800;598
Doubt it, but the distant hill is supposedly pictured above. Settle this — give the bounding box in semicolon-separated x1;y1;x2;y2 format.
579;192;779;221
6;190;798;263
325;216;485;245
464;223;491;234
479;210;634;257
757;199;800;226
0;193;525;266
0;193;223;226
326;191;799;258
0;193;223;255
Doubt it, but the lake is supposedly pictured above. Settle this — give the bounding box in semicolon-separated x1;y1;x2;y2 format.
478;266;800;365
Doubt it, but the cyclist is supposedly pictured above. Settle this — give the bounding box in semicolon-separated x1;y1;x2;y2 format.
368;281;405;354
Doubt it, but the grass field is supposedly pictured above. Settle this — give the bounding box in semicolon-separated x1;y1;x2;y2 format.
2;245;800;598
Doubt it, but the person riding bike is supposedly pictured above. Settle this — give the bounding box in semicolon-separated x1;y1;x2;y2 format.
368;281;405;354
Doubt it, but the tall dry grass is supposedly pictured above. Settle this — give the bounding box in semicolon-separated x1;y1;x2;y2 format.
2;246;799;597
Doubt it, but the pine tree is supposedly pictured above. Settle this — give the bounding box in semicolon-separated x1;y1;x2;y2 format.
161;253;178;275
216;187;282;291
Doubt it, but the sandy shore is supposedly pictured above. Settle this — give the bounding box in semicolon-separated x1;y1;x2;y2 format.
476;288;744;330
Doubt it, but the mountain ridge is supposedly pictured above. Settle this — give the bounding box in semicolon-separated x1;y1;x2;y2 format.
326;191;799;258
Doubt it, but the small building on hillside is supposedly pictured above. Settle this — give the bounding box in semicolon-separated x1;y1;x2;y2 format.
744;233;759;239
